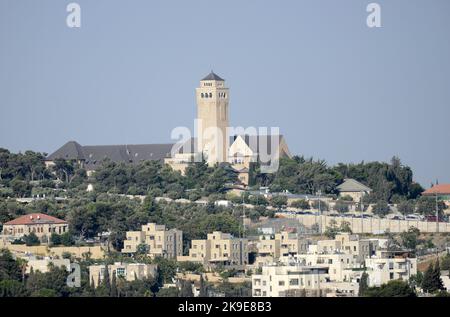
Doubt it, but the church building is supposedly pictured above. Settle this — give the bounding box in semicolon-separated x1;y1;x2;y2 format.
46;72;292;186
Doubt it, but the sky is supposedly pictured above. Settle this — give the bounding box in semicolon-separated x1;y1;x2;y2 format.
0;0;449;188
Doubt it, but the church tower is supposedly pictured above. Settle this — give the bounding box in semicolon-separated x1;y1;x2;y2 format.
196;71;229;165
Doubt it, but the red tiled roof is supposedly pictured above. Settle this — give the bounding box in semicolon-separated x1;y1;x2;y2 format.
422;184;450;195
4;213;67;226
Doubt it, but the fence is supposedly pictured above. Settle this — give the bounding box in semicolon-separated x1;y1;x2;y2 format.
280;214;450;234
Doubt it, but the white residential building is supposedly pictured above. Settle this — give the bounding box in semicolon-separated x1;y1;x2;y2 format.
364;250;417;287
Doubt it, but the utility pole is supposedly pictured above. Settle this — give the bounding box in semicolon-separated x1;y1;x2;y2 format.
243;195;245;238
436;193;439;233
318;190;322;235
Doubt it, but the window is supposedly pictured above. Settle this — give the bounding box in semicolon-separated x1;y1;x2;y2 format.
116;268;126;277
278;281;285;286
289;279;299;286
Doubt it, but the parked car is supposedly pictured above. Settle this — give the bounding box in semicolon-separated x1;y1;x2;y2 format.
387;213;404;220
425;215;446;222
405;214;424;221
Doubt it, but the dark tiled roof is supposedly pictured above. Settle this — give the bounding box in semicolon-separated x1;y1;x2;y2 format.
47;141;85;161
201;71;224;81
47;142;174;170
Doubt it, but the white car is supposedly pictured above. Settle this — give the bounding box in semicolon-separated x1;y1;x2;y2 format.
405;214;424;221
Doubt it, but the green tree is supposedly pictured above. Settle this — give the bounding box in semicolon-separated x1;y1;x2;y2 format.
50;233;62;246
24;232;40;246
179;280;194;297
290;199;310;210
270;195;288;209
0;249;23;281
60;232;74;246
111;273;118;297
334;200;349;214
400;227;420;251
0;279;28;297
397;200;415;215
324;220;339;239
358;271;369;296
199;275;208;297
372;200;390;217
440;253;450;271
415;196;445;216
422;261;444;293
363;280;416;297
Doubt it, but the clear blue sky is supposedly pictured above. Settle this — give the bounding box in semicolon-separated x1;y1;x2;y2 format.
1;0;449;187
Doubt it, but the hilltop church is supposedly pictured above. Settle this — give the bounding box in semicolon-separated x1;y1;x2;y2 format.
46;72;291;185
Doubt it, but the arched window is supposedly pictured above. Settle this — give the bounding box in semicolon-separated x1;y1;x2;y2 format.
201;93;204;98
205;93;208;98
209;93;212;98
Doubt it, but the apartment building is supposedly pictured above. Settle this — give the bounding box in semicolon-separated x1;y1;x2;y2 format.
252;259;360;297
121;223;183;259
364;250;417;287
294;252;360;283
178;231;248;269
89;262;158;288
2;213;68;240
316;233;375;264
254;231;310;267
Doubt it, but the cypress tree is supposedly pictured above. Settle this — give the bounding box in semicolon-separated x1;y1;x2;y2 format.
432;259;444;291
111;273;118;297
422;260;444;293
103;264;111;292
179;280;194;297
358;271;369;296
199;275;207;297
422;262;434;293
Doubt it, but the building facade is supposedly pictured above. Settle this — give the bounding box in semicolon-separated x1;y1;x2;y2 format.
2;213;68;240
178;231;248;269
254;231;310;267
364;250;417;287
121;223;183;259
89;262;158;288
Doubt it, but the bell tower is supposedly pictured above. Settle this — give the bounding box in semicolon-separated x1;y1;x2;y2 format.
196;71;229;164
